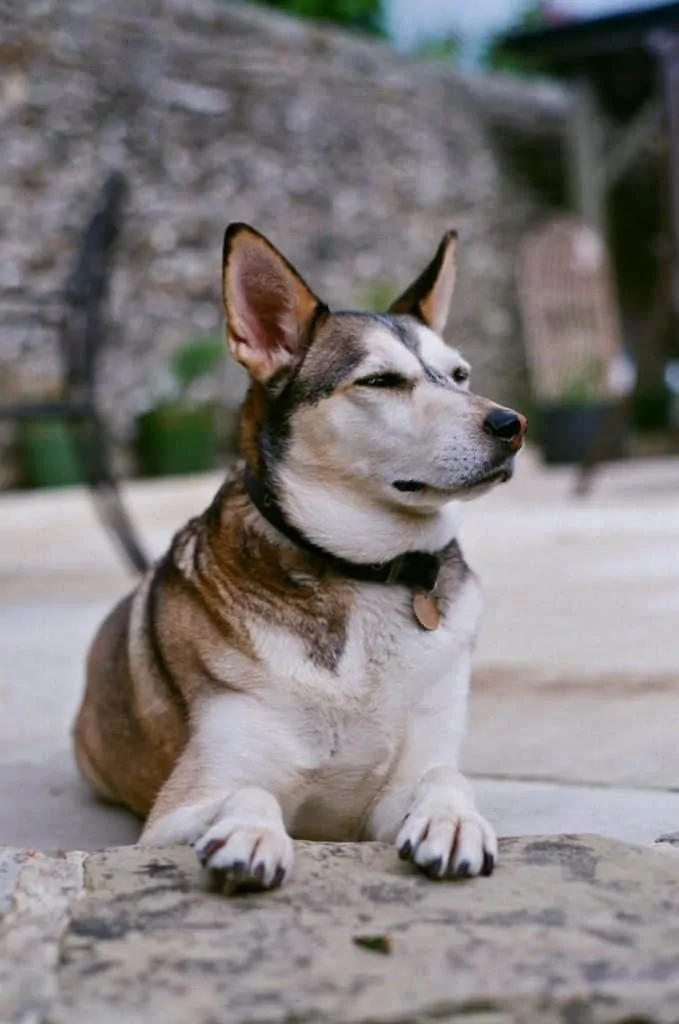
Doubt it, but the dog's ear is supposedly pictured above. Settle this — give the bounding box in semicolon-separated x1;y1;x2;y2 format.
222;224;324;382
388;231;458;335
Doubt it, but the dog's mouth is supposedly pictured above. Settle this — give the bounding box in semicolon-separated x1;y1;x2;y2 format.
469;463;515;488
393;462;514;496
393;480;428;493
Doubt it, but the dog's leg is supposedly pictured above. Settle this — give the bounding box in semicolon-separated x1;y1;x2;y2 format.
365;669;497;879
140;697;295;891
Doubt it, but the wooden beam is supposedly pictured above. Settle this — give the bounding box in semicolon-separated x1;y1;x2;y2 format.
604;97;663;188
458;70;572;138
566;79;607;238
650;31;679;316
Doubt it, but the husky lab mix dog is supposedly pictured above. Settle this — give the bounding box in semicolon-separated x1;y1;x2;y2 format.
74;224;526;890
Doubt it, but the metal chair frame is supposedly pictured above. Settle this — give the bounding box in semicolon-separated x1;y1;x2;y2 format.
0;172;149;573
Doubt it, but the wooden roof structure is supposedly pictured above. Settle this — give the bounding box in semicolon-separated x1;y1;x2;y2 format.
496;2;679;324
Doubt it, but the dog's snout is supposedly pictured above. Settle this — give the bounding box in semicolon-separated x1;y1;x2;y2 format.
483;408;526;448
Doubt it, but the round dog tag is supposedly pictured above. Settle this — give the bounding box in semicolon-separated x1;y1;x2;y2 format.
412;591;441;631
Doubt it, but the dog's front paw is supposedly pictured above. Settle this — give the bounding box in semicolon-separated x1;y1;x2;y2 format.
194;820;294;891
396;805;497;879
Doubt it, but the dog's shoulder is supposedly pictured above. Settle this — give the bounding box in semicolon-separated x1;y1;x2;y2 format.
154;465;355;681
166;464;246;578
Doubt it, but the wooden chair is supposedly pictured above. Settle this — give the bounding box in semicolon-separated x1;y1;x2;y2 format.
0;172;149;573
517;215;634;494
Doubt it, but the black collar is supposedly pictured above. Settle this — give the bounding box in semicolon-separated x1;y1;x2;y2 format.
244;466;440;593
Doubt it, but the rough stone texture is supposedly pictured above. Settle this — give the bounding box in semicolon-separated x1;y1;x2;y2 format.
1;836;678;1023
0;0;545;477
656;831;679;849
0;850;30;916
0;849;86;1024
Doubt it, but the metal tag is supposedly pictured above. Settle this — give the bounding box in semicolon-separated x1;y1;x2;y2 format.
412;591;441;631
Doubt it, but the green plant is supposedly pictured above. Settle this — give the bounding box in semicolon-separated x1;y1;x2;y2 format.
134;333;225;415
252;0;384;35
358;279;398;311
556;362;605;405
169;334;225;401
17;420;85;489
482;0;543;74
134;335;226;478
413;33;462;64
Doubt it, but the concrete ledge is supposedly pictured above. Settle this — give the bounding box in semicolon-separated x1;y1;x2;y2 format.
1;835;679;1023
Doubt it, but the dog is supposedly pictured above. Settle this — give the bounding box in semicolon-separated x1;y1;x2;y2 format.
74;224;526;890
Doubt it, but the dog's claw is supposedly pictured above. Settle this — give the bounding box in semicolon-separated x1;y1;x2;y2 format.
396;805;497;881
425;856;444;879
398;840;412;861
194;821;293;892
198;838;226;867
230;859;247;881
453;859;472;878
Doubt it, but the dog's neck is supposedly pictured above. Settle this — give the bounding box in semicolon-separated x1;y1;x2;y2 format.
256;466;462;566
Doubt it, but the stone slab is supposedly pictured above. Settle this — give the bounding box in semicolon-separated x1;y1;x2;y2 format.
0;847;86;1024
1;836;679;1023
0;849;28;916
656;831;679;849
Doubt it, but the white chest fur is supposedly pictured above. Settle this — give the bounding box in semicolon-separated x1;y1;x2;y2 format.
197;561;483;841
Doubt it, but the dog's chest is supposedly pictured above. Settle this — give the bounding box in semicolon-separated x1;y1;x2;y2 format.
247;559;482;761
196;554;482;839
349;563;482;702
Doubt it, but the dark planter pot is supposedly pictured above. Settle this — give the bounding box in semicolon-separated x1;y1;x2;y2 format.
17;420;85;489
136;403;219;478
632;387;671;433
537;402;626;466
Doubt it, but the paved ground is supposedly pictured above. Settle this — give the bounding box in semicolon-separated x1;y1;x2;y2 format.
1;448;679;851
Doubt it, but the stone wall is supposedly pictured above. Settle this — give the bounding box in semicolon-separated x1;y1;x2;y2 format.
0;0;546;479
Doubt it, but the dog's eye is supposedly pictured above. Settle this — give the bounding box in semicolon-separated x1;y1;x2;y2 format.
355;372;409;389
452;367;470;385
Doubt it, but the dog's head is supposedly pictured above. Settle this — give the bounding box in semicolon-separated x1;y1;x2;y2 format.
223;224;526;559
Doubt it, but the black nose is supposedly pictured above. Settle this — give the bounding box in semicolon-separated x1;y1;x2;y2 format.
483;408;525;442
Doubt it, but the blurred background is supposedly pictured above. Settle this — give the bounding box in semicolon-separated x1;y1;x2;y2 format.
1;0;678;488
0;0;678;852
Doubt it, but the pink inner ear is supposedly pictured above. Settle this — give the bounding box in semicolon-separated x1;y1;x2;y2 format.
232;253;297;357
